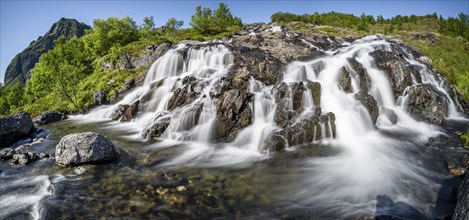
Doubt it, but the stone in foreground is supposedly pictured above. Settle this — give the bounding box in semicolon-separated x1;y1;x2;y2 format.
0;112;35;148
55;132;120;167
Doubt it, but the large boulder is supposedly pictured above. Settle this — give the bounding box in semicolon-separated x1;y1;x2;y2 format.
34;110;67;125
355;90;379;125
93;90;107;105
369;49;417;98
215;89;252;142
453;174;469;220
0;112;35;148
338;67;353;93
142;118;171;139
347;57;370;91
55;132;120;167
405;84;448;125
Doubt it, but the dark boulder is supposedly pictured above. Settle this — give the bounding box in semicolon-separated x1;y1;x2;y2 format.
34;110;67;125
120;100;140;122
370;50;416;98
453;174;469;220
93;90;107;105
142;118;171;139
355;90;379;124
405;84;448;125
261;132;288;153
347;57;370;91
110;104;130;121
55;132;120;167
0;148;15;160
338;66;353;93
274;98;298;128
167;76;200;110
306;81;321;106
215;89;252;142
0;112;35;148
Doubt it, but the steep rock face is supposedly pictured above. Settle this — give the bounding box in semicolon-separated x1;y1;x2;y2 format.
355;90;379;125
55;132;120;167
0;112;35;148
4;18;91;87
215;89;253;142
369;49;417;98
405;84;448;125
453;174;469;220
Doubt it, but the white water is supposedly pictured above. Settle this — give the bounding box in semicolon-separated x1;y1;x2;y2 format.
71;35;467;216
0;175;51;219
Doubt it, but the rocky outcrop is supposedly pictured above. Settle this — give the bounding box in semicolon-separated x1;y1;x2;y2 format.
4;18;91;87
261;112;336;152
453;174;469;220
120;100;140;122
370;49;418;98
355;90;379;124
338;67;353;93
110;104;130;121
0;112;35;148
215;89;253;142
93;90;107;105
55;132;120;167
142;118;171;139
167;76;200;110
405;84;448;125
34;111;67;125
347;57;370;91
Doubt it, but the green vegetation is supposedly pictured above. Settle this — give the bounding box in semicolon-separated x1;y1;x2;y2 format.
0;3;242;116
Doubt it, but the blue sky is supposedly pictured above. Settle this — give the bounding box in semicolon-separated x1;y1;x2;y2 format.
1;0;468;84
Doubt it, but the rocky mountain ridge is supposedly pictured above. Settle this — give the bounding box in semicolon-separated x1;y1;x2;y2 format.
4;18;91;87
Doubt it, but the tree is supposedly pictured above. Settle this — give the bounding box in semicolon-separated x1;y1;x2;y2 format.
84;16;139;56
164;17;184;36
190;3;242;35
140;16;156;39
26;37;93;110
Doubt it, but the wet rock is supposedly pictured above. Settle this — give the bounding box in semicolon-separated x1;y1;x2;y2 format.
0;112;35;148
215;89;252;142
34;111;67;125
381;107;398;124
261;133;287;153
355;90;379;124
310;61;325;76
55;132;120;167
370;49;416;98
121;100;140;122
453;173;469;220
143;118;170;139
347;57;370;91
93;90;107;105
338;67;353;93
110;104;130;121
274;98;297;128
0;148;15;160
306;81;321;106
291;82;305;112
167;77;200;111
39;152;50;159
405;84;448;125
13;153;30;165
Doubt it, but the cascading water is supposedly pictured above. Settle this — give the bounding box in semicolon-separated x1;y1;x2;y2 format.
70;34;468;217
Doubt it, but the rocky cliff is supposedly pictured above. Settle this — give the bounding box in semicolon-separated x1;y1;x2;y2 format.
4;18;91;87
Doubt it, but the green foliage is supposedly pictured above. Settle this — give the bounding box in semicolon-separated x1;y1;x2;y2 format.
0;83;25;115
461;130;469;147
25;36;94;111
164;18;184;36
84;16;139;56
271;12;469;40
190;3;242;35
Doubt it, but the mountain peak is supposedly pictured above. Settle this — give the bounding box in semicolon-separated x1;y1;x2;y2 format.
4;18;91;87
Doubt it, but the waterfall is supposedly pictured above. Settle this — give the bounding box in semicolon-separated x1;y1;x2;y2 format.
74;35;466;167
